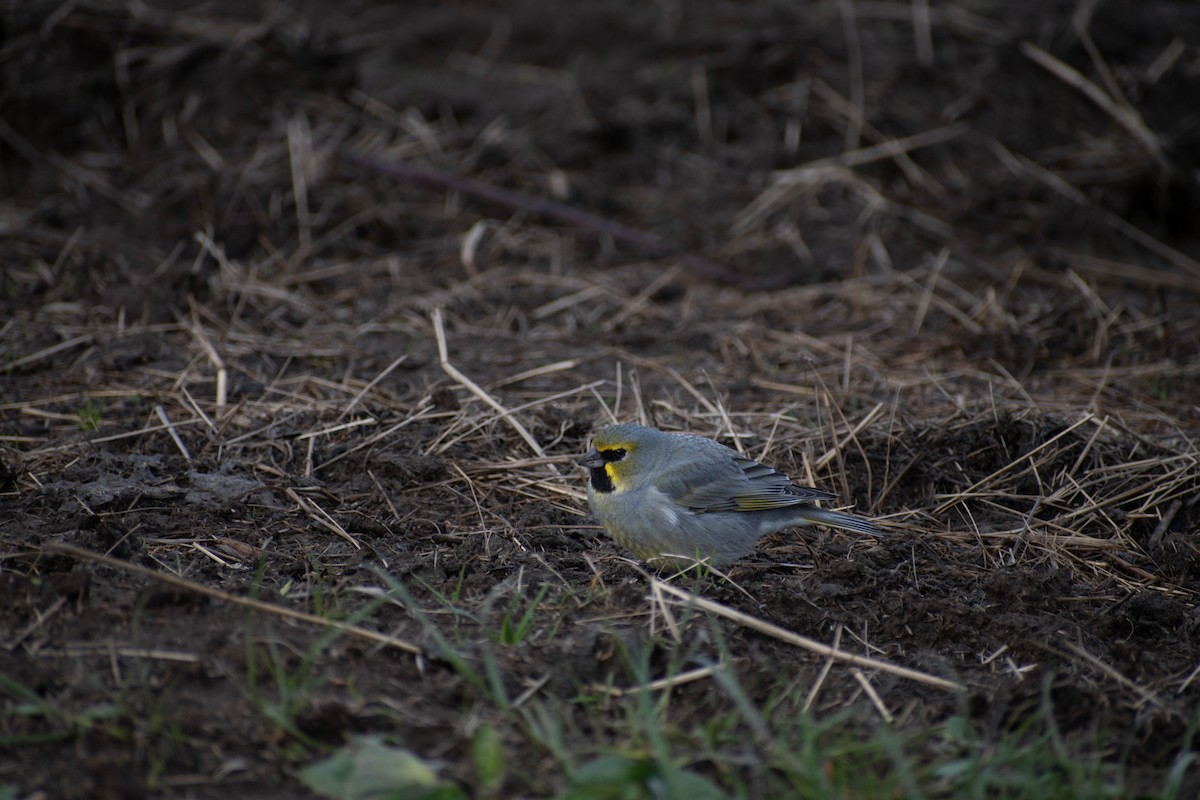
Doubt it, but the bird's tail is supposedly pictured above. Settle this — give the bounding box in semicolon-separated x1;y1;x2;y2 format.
799;507;883;537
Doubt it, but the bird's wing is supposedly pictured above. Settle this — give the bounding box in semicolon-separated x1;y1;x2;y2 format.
661;452;837;513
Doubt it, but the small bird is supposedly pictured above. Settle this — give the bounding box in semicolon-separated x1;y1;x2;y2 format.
577;422;881;567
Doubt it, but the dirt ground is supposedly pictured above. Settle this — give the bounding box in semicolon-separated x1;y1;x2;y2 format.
3;1;1200;797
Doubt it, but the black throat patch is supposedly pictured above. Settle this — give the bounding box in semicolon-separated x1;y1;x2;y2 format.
588;466;614;493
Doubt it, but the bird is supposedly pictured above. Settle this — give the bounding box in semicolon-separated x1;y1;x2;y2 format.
576;422;881;567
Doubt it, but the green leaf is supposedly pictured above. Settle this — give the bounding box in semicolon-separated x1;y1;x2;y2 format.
565;755;725;800
470;724;506;792
300;735;466;800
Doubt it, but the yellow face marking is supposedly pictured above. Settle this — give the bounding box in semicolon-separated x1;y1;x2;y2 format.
596;443;633;489
603;462;620;486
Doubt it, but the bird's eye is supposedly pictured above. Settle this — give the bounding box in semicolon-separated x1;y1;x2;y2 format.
601;447;627;462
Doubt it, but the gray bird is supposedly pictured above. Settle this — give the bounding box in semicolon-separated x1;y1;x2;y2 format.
577;423;881;566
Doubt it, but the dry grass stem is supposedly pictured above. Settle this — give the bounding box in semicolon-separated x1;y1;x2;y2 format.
652;580;964;692
187;322;228;411
5;596;68;651
734;123;967;234
996;143;1200;277
432;307;548;462
804;623;844;712
154;404;193;461
1061;641;1161;709
852;669;893;722
337;354;408;420
285;487;362;550
37;542;421;654
1020;42;1167;170
591;664;722;698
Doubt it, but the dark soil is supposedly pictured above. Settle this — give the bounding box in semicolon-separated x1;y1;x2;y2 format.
3;1;1200;797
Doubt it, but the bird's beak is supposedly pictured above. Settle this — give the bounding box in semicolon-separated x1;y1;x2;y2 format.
576;448;605;469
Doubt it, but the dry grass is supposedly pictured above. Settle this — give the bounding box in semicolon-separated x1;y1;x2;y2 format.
2;1;1198;796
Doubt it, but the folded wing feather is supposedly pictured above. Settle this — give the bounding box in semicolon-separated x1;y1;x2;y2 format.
667;454;837;513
